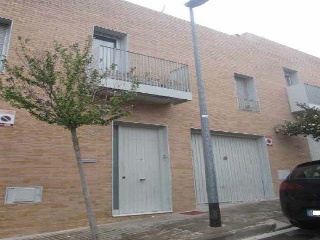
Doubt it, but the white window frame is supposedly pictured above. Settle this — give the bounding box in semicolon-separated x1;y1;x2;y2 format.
234;73;260;112
92;26;128;74
93;37;119;72
283;68;299;86
284;73;292;86
0;17;12;73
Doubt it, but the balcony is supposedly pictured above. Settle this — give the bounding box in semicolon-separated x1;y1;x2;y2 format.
237;98;260;112
287;83;320;112
93;46;192;104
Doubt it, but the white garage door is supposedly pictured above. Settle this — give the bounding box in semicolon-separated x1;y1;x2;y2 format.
191;132;274;204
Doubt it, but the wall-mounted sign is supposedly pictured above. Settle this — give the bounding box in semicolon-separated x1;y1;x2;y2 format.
0;109;16;127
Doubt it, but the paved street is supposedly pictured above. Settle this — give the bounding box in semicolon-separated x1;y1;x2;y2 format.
245;227;320;240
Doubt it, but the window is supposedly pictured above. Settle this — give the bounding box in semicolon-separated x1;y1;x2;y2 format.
283;68;299;86
92;26;128;75
0;17;12;73
234;73;259;112
291;164;320;179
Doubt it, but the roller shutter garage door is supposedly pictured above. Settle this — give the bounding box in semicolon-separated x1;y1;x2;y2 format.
191;132;274;204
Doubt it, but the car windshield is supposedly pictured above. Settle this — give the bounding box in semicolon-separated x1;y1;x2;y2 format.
291;163;320;179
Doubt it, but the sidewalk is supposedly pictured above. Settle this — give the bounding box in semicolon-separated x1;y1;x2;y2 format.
2;200;292;240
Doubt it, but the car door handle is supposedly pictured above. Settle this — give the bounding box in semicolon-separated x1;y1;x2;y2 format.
140;178;146;181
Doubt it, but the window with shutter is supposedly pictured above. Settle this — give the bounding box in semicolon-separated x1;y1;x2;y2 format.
234;73;259;112
0;18;12;73
283;68;299;86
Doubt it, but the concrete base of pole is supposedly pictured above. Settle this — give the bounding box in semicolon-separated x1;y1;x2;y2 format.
209;203;222;227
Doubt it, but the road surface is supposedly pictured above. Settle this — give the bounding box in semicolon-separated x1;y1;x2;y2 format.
244;227;320;240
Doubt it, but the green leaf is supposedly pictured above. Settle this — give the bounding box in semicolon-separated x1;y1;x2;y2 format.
0;36;137;130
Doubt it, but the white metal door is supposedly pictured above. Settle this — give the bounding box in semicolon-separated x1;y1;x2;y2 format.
93;38;117;72
117;125;171;215
191;133;272;204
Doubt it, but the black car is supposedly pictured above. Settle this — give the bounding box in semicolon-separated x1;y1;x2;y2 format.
280;160;320;229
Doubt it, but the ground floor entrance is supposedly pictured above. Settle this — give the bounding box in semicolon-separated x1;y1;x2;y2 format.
191;132;274;204
112;122;172;216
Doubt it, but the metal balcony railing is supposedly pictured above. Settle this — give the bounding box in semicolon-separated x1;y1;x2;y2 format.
237;98;260;112
287;83;320;112
96;46;191;93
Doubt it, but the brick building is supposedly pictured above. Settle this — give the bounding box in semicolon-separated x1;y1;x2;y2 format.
1;0;319;238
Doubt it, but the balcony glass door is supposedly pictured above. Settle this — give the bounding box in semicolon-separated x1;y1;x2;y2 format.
94;38;117;72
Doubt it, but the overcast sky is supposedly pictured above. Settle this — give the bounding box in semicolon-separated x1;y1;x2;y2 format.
125;0;320;58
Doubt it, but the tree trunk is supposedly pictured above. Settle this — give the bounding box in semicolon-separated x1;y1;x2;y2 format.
70;127;99;240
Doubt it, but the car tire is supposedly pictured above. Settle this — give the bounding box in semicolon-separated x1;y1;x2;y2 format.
289;220;318;229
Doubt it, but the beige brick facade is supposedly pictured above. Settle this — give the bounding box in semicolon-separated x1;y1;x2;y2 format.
0;0;318;237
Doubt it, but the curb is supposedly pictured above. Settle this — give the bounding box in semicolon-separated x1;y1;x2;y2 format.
198;223;276;240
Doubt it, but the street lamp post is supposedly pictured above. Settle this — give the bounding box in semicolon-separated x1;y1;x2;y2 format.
185;0;221;227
